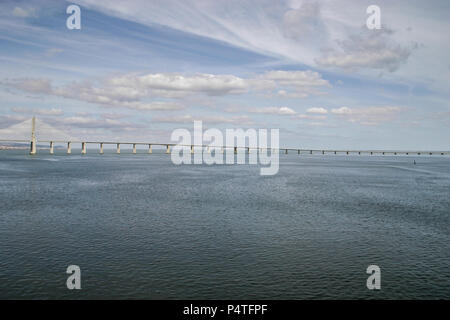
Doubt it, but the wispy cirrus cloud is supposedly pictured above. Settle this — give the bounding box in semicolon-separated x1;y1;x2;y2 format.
72;0;423;75
0;0;447;149
12;6;37;18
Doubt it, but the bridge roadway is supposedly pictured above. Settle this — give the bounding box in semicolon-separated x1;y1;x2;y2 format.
1;139;449;156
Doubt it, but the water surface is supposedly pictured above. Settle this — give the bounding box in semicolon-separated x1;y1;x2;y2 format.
0;150;449;299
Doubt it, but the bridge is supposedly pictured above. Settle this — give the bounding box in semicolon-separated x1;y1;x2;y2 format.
1;117;449;156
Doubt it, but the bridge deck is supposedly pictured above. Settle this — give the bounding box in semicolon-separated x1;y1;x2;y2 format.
1;139;449;155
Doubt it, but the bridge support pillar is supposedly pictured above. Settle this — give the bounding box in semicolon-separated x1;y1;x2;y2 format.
285;149;288;154
234;146;237;154
116;143;120;154
322;150;325;155
310;150;312;155
166;145;171;154
29;140;36;155
81;142;86;155
247;147;250;154
49;141;54;154
148;144;152;154
99;143;104;154
133;144;137;154
67;142;72;154
29;116;37;155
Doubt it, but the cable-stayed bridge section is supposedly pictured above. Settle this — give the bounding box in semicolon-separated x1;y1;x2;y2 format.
0;117;449;156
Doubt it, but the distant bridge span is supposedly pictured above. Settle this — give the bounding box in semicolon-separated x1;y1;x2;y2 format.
1;118;449;156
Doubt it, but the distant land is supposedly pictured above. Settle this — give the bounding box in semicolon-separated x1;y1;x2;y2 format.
0;143;58;150
0;143;28;150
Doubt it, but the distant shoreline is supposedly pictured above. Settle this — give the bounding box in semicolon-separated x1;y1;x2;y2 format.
0;144;58;150
0;145;28;150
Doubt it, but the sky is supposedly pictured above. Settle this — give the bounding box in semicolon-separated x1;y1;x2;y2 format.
0;0;449;150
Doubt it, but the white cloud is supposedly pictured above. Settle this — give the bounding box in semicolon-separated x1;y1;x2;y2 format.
247;106;297;115
11;107;64;116
294;114;327;120
69;0;450;96
59;116;132;128
306;107;328;114
263;70;328;87
153;114;253;125
331;106;404;125
2;70;329;113
262;70;330;97
276;90;309;99
109;71;329;98
316;28;417;72
282;2;323;41
3;78;185;111
3;78;52;94
110;101;184;111
330;106;352;115
110;73;249;96
277;106;297;115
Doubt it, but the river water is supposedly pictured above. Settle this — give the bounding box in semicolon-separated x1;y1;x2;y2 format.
0;150;449;299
